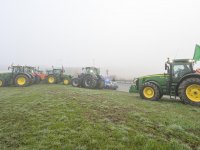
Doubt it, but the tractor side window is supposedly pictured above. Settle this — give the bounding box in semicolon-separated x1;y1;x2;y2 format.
173;64;191;78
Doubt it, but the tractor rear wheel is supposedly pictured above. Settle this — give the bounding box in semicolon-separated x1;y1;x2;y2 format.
140;82;160;101
72;78;80;87
0;79;5;87
15;75;29;87
83;75;97;89
47;75;56;84
178;78;200;106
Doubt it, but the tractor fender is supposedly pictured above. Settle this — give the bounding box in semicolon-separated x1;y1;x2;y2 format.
144;80;163;95
176;73;200;95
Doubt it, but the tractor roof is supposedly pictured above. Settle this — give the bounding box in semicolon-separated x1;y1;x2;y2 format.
166;59;194;64
85;67;98;70
12;65;23;67
24;66;35;69
173;59;194;63
53;68;62;70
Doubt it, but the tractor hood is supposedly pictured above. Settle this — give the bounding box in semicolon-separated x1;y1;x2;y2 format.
138;74;169;84
139;74;169;79
129;74;169;93
0;72;12;79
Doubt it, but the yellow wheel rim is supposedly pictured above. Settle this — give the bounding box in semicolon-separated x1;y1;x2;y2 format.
186;84;200;102
143;87;155;99
17;77;26;86
63;79;69;85
0;80;3;87
48;77;55;83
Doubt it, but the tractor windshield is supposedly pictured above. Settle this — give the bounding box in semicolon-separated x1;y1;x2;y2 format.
46;70;53;74
53;69;62;74
83;67;99;75
12;67;23;73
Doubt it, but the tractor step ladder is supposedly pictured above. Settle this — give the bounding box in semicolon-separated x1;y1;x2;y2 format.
170;82;177;100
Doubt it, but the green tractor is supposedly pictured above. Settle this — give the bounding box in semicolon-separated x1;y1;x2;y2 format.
46;68;72;85
129;45;200;106
71;67;105;89
0;65;33;87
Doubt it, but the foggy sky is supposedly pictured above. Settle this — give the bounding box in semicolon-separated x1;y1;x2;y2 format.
0;0;200;78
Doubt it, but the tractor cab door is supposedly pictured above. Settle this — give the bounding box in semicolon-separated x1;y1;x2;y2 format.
171;63;192;82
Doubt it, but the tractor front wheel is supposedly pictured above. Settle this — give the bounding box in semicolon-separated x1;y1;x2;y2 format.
72;78;80;87
15;75;29;87
140;82;160;101
178;78;200;106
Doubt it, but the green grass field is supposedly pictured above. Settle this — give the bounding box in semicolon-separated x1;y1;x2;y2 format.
0;84;199;150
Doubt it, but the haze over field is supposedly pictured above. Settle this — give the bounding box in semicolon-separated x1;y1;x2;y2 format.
0;0;200;79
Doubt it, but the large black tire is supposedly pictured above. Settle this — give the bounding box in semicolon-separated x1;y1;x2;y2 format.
72;78;80;87
83;75;97;89
140;82;161;101
178;78;200;106
0;79;5;87
47;75;57;84
97;79;105;89
14;74;29;87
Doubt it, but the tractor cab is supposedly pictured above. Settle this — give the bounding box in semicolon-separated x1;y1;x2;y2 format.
46;69;64;75
53;69;64;75
165;59;194;82
23;66;35;74
46;70;53;75
82;67;100;75
10;66;24;74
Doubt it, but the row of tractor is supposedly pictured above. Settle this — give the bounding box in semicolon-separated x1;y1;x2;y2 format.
0;66;115;90
0;66;72;87
1;45;199;106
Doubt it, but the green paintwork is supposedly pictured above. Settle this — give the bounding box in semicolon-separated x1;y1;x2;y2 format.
129;74;169;94
0;73;13;86
0;66;32;87
129;58;199;97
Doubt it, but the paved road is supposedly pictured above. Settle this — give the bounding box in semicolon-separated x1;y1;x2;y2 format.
116;83;132;92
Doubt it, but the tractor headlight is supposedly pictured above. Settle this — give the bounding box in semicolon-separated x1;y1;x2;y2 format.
189;59;194;63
